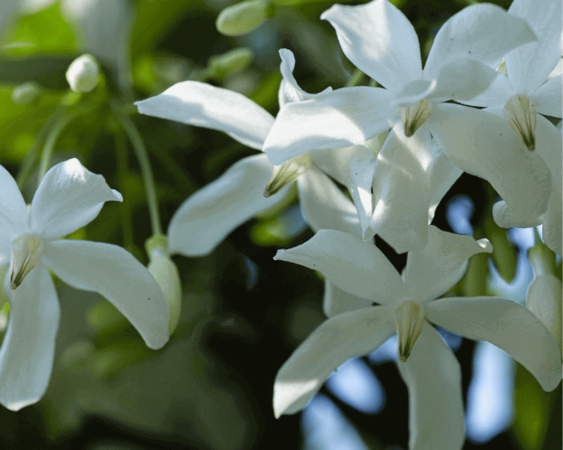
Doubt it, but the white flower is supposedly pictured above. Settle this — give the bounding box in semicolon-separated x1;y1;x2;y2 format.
135;49;376;256
263;0;542;253
446;0;562;254
273;226;561;450
0;159;169;411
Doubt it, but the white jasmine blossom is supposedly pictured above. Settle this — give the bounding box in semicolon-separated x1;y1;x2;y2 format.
273;226;561;449
0;159;169;411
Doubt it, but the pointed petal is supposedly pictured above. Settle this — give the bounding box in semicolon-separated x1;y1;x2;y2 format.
43;240;169;350
428;104;552;227
426;297;562;391
424;3;536;79
264;87;397;165
311;145;377;238
506;0;562;94
454;72;514;109
297;168;360;236
135;81;274;150
275;229;406;305
369;125;432;254
168;154;289;256
30;159;122;241
404;226;493;302
321;0;421;91
323;280;373;317
534;75;563;118
278;48;332;107
0;265;59;411
0;165;28;263
398;323;464;450
274;305;395;417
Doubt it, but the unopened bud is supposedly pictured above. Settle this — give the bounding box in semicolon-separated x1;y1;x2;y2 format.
146;235;182;334
12;82;41;105
216;0;271;36
66;54;100;93
208;48;254;80
395;301;425;362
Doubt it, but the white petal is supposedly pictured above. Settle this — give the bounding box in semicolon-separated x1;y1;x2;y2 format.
310;145;377;238
275;229;406;305
297;168;360;236
264;87;397;165
398;323;464;450
426;142;463;224
323;280;373;317
0;265;59;411
278;48;332;107
0;165;28;262
135;81;274;150
30;158;122;241
403;226;493;302
424;3;536;79
535;115;562;254
454;72;514;109
506;0;562;94
534;75;563;118
42;240;169;350
428;104;552;227
369;125;433;254
426;297;562;391
274;305;395;417
168;154;289;256
321;0;422;91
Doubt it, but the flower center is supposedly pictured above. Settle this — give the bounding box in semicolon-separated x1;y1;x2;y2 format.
10;233;44;290
264;154;311;197
399;100;433;137
394;300;425;362
504;94;536;151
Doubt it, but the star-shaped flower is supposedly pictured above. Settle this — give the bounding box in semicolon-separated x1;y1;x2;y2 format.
0;159;169;411
263;0;544;253
135;49;376;256
273;226;561;450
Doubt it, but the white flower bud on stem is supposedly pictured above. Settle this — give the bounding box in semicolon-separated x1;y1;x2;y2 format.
66;54;100;93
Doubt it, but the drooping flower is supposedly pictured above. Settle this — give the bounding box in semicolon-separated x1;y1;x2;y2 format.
263;0;544;253
273;226;561;450
135;49;377;257
0;159;169;411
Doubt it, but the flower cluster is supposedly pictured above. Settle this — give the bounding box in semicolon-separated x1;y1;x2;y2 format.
134;0;561;448
0;0;560;448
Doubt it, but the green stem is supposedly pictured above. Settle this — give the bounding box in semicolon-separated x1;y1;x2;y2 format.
345;69;365;87
37;108;82;185
115;130;135;252
146;143;197;193
17;105;67;189
114;111;162;236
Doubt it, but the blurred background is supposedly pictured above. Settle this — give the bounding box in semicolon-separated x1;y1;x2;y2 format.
0;0;560;448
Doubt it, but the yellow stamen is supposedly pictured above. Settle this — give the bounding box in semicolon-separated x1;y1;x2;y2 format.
10;234;44;290
399;100;433;137
504;94;537;151
395;301;425;362
264;154;311;197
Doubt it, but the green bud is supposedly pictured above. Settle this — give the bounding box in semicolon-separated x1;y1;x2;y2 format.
66;54;100;93
208;48;254;80
486;219;517;282
216;0;271;36
462;252;489;297
11;82;41;105
146;235;182;334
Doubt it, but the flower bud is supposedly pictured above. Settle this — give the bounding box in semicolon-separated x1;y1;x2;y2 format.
208;48;254;80
11;82;41;105
216;0;271;36
66;54;100;93
146;235;181;334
